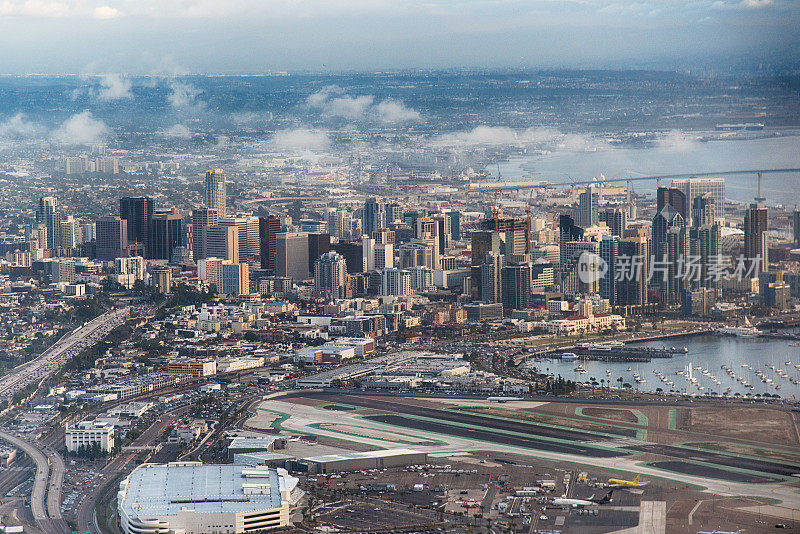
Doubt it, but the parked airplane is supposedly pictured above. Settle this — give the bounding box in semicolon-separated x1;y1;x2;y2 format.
608;474;648;488
552;491;613;508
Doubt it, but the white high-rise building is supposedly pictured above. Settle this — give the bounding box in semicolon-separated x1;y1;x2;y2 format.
381;268;411;296
672;178;725;223
314;251;348;299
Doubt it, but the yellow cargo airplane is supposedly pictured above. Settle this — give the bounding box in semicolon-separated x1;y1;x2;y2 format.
608;474;647;488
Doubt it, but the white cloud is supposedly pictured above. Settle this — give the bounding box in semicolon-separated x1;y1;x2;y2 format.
0;113;46;139
307;86;420;123
52;111;109;144
97;73;132;100
92;5;120;19
655;130;698;152
270;128;330;152
159;124;192;139
375;99;421;123
432;126;561;148
168;82;204;110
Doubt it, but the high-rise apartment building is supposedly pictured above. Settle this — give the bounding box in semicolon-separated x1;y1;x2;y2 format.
363;198;386;237
314;251;348;299
37;196;61;249
501;263;531;310
577;186;599;227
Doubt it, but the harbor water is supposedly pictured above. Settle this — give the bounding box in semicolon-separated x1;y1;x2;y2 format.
532;335;800;398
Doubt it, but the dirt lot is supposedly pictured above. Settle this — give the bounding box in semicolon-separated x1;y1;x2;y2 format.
679;406;799;445
581;407;640;424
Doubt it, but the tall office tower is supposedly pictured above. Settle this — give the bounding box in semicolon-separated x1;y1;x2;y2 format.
399;240;434;269
691;193;716;228
661;226;688;305
119;197;155;247
689;223;721;291
446;211;461;241
415;217;440;268
276;232;310;281
656;186;688;221
192;208;218;262
387;203;403;225
617;231;649;308
148;212;183;261
204;225;239;263
331;241;365;274
560;240;600;295
744;203;769;273
794;208;800;249
307;233;331;273
362;197;386;237
96;216;128;261
381;268;411;296
221;262;249;295
577;186;599;227
558;214;584;246
60;216;77;249
374;242;393;270
204;169;226;218
314;251;348;299
471;230;502;298
258;215;281;271
37;196;61;249
372;227;395;245
432;214;452;255
652;204;686;264
672;178;725;222
599;207;627;237
480;252;504;304
198;257;224;290
220;216;260;264
501;263;532;310
362;237;375;271
503;219;529;263
326;209;352;240
599;235;619;305
408;266;432;292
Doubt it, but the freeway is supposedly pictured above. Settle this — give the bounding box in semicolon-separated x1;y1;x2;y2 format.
0;431;66;533
0;307;130;402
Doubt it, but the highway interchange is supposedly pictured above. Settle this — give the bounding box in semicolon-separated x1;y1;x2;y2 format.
0;307;128;534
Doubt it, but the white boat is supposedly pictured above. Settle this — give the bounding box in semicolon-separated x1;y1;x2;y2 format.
716;316;761;337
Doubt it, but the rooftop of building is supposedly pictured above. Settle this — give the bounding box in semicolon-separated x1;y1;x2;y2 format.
119;462;298;517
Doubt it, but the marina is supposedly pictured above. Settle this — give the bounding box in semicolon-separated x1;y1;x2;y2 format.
529;334;800;398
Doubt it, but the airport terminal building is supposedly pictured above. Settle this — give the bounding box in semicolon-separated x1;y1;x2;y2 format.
117;462;301;534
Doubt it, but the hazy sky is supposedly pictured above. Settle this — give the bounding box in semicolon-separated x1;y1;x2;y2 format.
0;0;797;73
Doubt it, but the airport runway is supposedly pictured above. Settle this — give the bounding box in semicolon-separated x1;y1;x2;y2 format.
647;461;780;484
363;414;623;457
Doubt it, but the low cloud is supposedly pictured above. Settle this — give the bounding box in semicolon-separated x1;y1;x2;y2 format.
98;73;132;100
168;82;205;111
0;113;46;139
0;0;70;17
270;128;330;152
432;126;561;148
159;124;192;139
51;111;109;145
655;130;698;152
307;86;420;124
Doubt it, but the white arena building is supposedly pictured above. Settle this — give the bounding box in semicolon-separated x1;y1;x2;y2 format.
117;461;301;534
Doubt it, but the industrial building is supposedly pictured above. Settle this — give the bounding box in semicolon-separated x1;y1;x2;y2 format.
117;462;300;534
296;448;427;474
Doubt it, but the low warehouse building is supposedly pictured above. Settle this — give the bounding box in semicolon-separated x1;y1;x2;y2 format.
297;448;427;474
117;462;301;534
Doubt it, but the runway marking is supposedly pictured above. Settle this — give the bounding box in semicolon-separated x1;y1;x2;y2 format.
688;499;703;525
